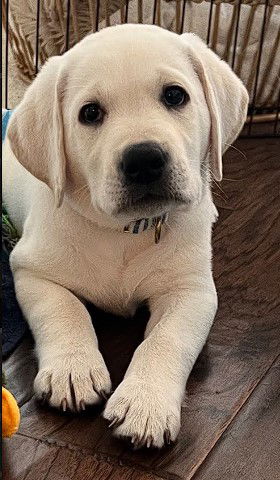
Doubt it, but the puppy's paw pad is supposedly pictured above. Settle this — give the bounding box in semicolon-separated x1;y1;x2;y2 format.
34;353;111;412
103;380;180;448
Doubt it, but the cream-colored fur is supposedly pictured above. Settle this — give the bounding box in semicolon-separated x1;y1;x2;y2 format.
3;24;248;448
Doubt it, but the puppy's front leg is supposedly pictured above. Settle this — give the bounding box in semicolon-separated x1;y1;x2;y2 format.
14;269;111;410
104;279;217;448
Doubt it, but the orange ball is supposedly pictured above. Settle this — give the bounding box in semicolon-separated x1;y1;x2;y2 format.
2;387;20;437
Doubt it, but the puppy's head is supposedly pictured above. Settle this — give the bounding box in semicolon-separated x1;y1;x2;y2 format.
7;25;248;224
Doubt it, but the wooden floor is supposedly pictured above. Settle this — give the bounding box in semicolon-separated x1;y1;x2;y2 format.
3;136;280;480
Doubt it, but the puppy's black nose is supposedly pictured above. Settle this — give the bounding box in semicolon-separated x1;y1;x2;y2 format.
121;142;168;185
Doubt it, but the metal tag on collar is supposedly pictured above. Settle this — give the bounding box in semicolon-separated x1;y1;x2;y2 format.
154;217;163;244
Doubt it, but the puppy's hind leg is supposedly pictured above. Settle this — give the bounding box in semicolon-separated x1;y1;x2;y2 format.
13;269;112;412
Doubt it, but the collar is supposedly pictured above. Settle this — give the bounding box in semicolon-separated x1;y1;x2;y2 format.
124;212;168;244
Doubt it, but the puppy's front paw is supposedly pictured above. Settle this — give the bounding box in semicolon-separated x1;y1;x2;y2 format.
103;379;181;448
34;350;111;411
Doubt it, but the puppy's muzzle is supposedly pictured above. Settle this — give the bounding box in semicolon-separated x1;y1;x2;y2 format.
120;142;169;185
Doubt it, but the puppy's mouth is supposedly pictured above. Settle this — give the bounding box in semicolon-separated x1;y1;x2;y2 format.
116;189;187;217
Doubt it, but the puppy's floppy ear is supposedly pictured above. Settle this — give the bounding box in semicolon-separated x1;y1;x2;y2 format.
181;33;249;181
6;56;66;207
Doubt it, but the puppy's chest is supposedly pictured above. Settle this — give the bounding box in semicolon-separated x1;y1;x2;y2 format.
63;233;153;316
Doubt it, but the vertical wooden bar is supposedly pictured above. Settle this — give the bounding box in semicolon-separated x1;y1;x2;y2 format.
65;0;71;51
35;0;41;74
207;0;214;46
248;0;269;135
95;0;100;32
138;0;143;23
180;0;187;34
125;0;129;23
231;0;242;69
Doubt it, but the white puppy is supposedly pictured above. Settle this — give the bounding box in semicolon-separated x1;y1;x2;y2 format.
3;24;248;448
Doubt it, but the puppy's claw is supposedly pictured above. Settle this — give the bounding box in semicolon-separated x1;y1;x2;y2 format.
131;435;141;450
100;389;108;400
108;417;119;429
131;435;137;445
146;435;153;448
108;408;129;429
61;398;68;412
40;392;47;404
164;429;171;445
90;372;108;400
40;391;51;405
79;400;86;411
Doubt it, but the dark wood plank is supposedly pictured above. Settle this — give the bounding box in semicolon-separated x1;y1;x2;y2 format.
193;357;280;480
2;434;164;480
3;137;280;479
3;435;58;480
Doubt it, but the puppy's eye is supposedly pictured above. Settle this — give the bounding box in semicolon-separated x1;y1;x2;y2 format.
79;103;104;124
163;86;189;107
